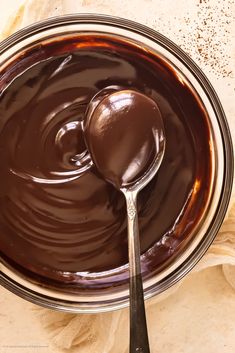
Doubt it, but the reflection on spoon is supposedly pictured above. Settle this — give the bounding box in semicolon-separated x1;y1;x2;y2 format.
84;87;166;353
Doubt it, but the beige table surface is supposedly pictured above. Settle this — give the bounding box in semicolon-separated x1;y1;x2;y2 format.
0;1;235;353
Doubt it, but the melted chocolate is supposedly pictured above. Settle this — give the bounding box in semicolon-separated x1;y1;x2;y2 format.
0;35;211;289
84;89;164;188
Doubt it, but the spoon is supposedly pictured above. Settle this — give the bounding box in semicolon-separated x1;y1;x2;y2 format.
84;88;165;353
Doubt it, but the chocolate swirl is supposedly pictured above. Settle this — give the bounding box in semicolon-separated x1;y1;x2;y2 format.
0;36;211;288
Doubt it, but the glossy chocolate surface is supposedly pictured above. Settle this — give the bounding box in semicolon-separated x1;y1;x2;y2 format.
0;35;211;288
84;89;164;189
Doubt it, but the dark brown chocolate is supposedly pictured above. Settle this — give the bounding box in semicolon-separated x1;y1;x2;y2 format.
0;35;211;288
84;89;164;189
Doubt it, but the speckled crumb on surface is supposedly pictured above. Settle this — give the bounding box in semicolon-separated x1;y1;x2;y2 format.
137;0;235;80
181;0;234;79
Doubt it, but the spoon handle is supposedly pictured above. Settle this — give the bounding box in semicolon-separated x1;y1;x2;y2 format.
125;191;150;353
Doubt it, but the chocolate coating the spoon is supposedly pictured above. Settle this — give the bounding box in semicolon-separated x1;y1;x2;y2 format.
84;90;164;189
84;88;165;353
